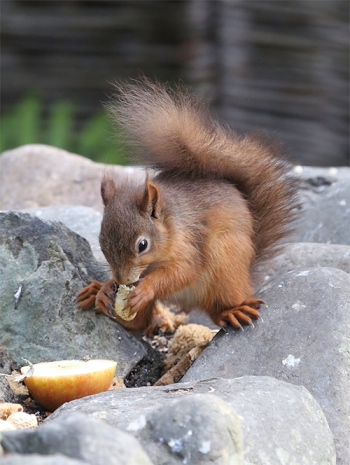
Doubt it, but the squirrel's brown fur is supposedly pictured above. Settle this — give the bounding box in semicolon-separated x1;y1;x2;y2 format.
77;79;300;333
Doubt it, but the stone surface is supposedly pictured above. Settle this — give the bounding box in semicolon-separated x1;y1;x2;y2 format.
47;377;335;465
293;165;350;182
0;454;88;465
0;144;144;213
182;267;350;464
134;394;243;465
22;205;106;263
0;211;157;378
0;412;153;465
0;379;17;404
265;242;350;282
292;166;350;245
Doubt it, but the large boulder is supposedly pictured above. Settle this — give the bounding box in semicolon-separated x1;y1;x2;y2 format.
292;165;350;245
22;205;105;263
0;412;153;465
265;242;350;282
0;144;144;212
182;267;350;464
45;376;335;465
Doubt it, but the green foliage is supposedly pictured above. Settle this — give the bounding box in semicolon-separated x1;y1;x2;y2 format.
48;101;74;150
77;113;126;165
0;95;126;165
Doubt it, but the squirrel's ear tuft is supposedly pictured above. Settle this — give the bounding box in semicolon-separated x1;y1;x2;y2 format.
101;177;117;206
141;180;161;218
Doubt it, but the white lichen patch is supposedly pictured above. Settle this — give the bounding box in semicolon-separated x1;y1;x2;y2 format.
92;411;107;420
282;354;301;368
199;440;211;454
293;165;303;174
127;415;146;432
291;302;306;312
167;430;193;453
276;447;292;465
295;270;310;277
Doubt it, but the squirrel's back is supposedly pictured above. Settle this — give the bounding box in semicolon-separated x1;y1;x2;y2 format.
109;78;300;267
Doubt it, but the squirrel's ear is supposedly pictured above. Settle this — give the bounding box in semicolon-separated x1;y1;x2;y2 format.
101;177;117;206
141;181;161;218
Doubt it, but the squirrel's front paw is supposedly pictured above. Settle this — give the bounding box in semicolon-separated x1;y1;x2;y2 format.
77;280;104;310
215;298;264;329
95;279;117;316
77;279;116;317
126;280;155;315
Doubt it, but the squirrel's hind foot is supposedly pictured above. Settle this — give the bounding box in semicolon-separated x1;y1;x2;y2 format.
215;298;264;330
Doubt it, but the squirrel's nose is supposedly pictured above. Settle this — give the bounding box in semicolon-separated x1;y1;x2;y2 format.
114;270;134;286
113;270;124;285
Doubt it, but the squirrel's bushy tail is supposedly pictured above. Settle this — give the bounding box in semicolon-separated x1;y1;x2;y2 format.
109;78;300;264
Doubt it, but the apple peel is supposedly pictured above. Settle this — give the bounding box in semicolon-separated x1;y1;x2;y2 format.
21;359;117;412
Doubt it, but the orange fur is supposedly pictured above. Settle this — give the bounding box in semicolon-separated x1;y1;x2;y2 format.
77;79;299;332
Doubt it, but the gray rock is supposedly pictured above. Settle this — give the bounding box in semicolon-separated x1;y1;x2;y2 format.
0;454;86;465
0;211;156;378
186;307;220;329
265;242;350;282
293;165;350;183
48;377;335;465
22;206;106;264
0;144;144;213
292;166;350;245
0;412;153;465
0;377;16;404
135;394;243;465
183;267;350;464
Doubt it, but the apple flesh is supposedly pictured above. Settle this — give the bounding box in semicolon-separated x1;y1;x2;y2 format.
21;359;117;412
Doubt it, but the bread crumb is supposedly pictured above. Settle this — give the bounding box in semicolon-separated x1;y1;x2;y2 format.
109;376;126;390
7;411;38;429
155;324;216;386
0;402;23;420
169;323;214;355
0;419;16;431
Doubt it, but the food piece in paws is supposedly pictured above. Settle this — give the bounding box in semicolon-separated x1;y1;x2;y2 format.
113;284;136;320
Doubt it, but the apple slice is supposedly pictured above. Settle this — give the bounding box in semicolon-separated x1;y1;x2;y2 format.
21;359;117;412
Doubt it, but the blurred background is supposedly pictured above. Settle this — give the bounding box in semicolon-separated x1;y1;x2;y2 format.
1;0;349;166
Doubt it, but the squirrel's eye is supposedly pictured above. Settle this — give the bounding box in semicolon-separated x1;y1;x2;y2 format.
135;236;151;255
138;238;148;254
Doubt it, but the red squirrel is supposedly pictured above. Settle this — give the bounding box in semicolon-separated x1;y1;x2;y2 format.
77;79;299;334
